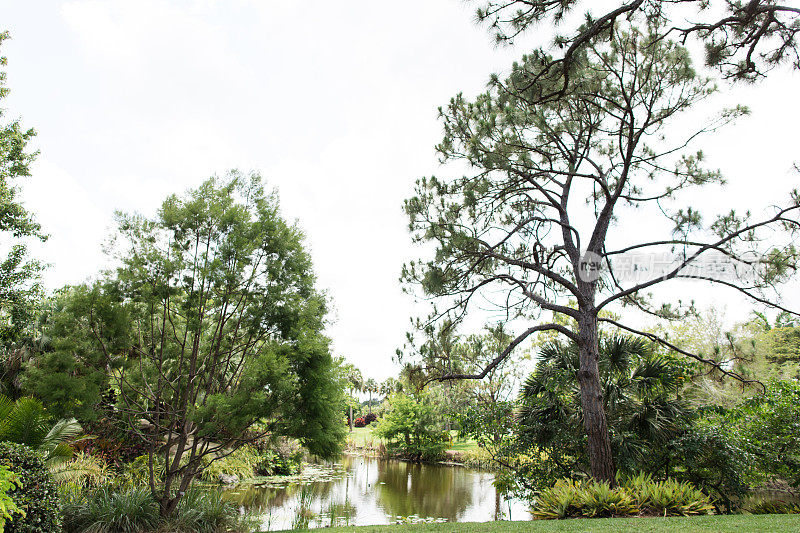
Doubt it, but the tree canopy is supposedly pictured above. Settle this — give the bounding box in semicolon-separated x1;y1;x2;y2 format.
403;20;799;482
62;172;345;515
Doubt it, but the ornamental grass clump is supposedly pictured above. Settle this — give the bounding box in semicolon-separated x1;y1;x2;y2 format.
62;486;250;533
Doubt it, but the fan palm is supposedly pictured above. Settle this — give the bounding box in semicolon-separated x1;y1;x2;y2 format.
0;395;82;465
519;334;689;475
364;378;378;416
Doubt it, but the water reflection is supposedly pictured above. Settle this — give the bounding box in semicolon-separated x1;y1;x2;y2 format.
223;455;530;530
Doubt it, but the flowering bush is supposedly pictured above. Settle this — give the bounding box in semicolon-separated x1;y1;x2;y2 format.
353;413;377;428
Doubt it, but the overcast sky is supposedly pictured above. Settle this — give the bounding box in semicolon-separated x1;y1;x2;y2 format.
2;1;799;381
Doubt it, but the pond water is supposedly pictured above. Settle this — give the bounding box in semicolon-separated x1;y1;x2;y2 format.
223;455;532;530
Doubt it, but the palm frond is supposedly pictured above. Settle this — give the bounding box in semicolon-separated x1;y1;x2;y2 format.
1;396;50;446
51;452;108;485
41;417;83;453
0;394;15;426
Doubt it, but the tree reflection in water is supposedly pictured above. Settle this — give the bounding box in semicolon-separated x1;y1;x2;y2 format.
222;455;529;530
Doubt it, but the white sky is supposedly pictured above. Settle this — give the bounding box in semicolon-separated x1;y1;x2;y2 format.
1;0;798;381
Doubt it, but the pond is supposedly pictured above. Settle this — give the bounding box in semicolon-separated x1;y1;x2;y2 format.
223;455;532;530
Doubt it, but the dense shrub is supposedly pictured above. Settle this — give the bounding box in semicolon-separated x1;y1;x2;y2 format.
0;442;61;533
532;479;637;519
722;380;800;489
76;416;152;466
199;444;301;483
624;473;716;516
531;476;713;520
352;413;377;428
253;448;300;476
62;486;249;533
374;393;449;461
62;486;159;533
200;446;261;483
0;465;24;530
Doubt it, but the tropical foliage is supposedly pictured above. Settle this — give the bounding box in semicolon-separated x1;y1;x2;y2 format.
0;395;81;465
0;465;24;530
0;442;61;533
531;475;713;520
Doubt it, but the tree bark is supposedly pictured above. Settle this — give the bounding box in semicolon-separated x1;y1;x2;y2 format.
576;313;615;484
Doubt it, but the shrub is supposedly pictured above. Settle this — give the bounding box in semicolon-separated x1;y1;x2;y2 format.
0;442;62;533
62;486;250;533
62;486;159;533
363;413;377;425
0;465;24;530
578;481;638;518
172;487;247;533
531;476;713;520
253;449;301;476
119;454;165;489
374;393;450;461
354;417;367;428
532;480;636;519
531;479;581;519
200;446;260;483
625;473;714;516
198;444;302;482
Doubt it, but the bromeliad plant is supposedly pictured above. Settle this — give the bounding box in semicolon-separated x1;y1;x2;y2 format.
531;475;713;519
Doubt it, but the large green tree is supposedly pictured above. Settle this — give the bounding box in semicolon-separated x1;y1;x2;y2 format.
0;31;45;371
474;0;800;88
69;172;345;516
403;22;799;483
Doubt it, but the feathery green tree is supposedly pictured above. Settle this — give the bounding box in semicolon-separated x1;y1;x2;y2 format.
63;172;345;516
0;31;46;390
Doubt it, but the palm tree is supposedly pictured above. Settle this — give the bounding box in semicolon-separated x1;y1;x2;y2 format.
364;379;378;416
379;377;402;400
0;395;82;466
519;334;689;476
346;367;363;432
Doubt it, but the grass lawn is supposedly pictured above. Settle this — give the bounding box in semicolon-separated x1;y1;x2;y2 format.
347;426;380;447
273;514;800;532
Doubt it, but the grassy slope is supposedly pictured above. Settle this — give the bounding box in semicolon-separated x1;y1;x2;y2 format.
275;514;800;533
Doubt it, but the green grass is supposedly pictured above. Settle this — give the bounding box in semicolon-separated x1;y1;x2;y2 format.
445;432;480;454
272;514;800;532
346;427;381;448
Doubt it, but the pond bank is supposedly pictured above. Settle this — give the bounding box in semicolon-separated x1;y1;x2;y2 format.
267;513;800;533
344;427;495;470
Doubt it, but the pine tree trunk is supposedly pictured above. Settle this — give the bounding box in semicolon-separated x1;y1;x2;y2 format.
577;313;615;484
